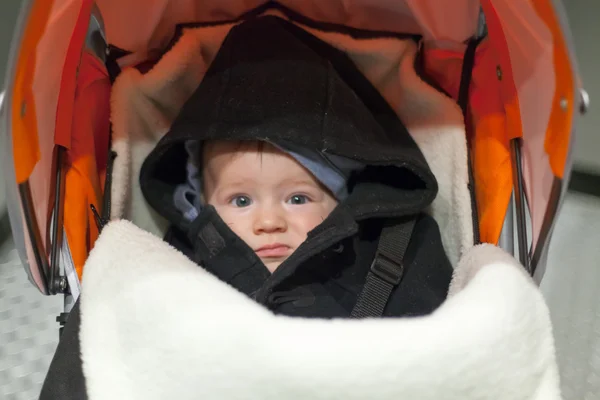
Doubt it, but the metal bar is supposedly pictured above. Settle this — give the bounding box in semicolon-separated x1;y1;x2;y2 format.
49;146;67;295
510;138;531;273
18;181;50;294
531;178;563;278
498;192;515;256
100;151;117;226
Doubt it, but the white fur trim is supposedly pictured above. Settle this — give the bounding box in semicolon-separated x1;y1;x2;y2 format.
80;220;561;400
109;11;473;266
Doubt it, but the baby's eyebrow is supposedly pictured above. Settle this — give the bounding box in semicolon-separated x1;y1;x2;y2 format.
280;179;320;188
218;180;254;190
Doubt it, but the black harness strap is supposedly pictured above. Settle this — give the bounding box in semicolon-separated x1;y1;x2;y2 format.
351;217;417;318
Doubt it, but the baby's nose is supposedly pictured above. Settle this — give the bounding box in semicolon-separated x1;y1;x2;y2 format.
253;206;287;234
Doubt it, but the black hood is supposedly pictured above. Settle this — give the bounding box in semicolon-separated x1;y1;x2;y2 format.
140;15;438;231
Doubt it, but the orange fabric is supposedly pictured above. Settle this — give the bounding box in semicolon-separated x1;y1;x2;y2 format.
462;1;529;244
424;40;512;245
11;1;55;183
63;51;111;278
468;42;513;244
479;0;524;142
532;0;574;179
55;0;95;148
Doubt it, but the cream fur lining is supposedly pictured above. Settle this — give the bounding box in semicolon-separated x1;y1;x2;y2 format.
80;220;560;400
108;10;473;266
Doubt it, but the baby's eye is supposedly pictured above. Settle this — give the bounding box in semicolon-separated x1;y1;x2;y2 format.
230;195;252;208
287;195;309;205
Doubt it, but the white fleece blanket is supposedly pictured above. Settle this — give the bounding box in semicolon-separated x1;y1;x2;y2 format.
109;10;473;267
79;220;561;400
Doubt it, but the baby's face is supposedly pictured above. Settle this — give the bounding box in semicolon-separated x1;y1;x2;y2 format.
202;141;338;273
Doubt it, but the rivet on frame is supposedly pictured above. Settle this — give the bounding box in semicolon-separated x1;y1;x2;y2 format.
560;97;568;111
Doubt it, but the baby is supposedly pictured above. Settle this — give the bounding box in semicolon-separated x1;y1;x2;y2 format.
202;140;338;273
140;16;453;318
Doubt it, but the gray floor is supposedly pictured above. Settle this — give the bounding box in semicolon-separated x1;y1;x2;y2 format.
0;2;21;83
0;0;21;218
541;192;600;400
0;237;62;400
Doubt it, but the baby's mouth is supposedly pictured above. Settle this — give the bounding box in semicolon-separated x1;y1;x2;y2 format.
255;243;291;258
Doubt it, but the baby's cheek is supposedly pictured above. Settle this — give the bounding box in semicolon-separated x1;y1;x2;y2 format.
219;212;249;242
213;207;236;228
298;211;327;233
301;204;335;234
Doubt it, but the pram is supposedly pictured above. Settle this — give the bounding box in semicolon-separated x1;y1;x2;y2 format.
0;0;587;399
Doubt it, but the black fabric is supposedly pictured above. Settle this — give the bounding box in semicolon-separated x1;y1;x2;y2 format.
351;217;416;318
39;299;87;400
190;206;271;295
105;50;122;84
138;15;453;321
140;16;437;235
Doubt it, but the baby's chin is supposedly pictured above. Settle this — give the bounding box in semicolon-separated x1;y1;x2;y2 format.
263;259;285;274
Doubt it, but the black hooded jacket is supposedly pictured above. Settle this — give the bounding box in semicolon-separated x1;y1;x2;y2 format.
139;16;452;318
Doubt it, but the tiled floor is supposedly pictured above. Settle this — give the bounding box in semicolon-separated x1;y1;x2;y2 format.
0;236;62;400
0;192;599;399
541;192;600;400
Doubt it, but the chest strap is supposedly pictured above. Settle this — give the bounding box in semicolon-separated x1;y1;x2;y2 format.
350;217;417;318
